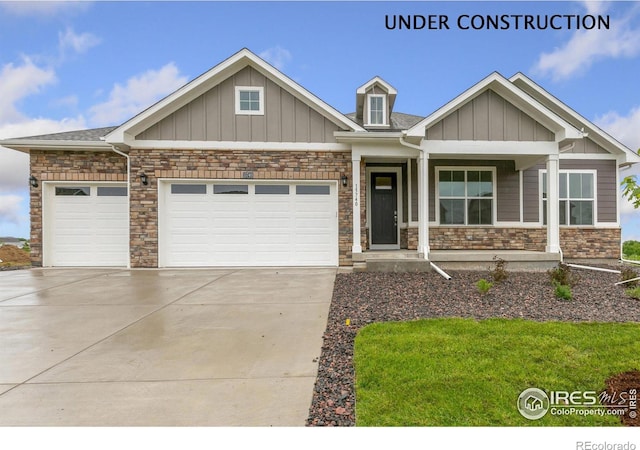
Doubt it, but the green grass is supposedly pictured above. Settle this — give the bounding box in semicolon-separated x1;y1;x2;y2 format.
354;318;640;426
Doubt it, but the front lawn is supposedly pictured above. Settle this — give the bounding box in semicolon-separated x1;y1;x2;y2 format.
354;318;639;426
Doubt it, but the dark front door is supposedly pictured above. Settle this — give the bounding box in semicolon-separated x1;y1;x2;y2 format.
370;172;398;246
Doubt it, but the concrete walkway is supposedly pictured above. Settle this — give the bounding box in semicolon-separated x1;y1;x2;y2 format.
0;267;335;426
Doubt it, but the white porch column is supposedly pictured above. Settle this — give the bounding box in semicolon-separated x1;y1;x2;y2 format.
418;152;430;259
546;154;560;253
351;156;362;254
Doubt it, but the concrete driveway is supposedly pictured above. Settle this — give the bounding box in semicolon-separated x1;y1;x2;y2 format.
0;267;335;426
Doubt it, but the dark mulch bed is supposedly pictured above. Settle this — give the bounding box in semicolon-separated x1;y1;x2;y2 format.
306;266;640;426
604;371;640;426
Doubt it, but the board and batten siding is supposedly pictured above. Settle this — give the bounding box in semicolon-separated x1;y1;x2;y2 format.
428;159;520;223
136;66;342;143
426;89;554;142
522;159;617;223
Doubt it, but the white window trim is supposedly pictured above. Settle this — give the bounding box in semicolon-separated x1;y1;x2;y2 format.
434;166;497;226
366;94;387;126
538;169;599;227
235;86;264;115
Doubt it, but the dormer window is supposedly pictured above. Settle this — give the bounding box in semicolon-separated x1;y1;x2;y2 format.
367;94;386;125
235;86;264;115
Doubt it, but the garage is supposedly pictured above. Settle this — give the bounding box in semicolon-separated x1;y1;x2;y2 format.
159;181;338;267
44;183;129;267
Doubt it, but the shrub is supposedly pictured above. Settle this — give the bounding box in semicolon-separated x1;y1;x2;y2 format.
553;282;573;301
625;287;640;300
489;256;508;284
620;267;640;288
622;240;640;259
476;278;493;295
548;263;580;287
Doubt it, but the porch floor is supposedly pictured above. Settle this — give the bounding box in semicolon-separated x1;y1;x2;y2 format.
352;249;561;272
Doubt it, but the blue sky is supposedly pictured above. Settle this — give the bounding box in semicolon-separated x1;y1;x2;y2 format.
0;0;639;242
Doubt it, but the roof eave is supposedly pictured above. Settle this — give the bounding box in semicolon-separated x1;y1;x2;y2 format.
510;72;639;162
0;140;112;153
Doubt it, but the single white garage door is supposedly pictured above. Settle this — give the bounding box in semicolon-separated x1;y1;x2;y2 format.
160;181;338;267
45;184;128;267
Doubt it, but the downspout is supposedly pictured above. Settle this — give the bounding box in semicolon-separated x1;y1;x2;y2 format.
399;136;452;279
109;144;131;269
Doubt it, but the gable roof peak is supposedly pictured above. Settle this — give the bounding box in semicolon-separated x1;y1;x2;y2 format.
106;48;364;144
356;76;398;95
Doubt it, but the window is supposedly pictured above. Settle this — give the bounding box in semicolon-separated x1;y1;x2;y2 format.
97;186;127;196
213;184;248;194
235;86;264;115
296;185;330;195
367;94;386;125
542;171;594;226
255;185;289;195
55;187;90;196
438;169;494;225
171;184;206;194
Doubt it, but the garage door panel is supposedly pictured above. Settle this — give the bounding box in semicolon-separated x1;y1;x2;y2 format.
162;181;337;267
49;183;128;267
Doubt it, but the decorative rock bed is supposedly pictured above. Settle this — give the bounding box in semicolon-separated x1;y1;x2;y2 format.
306;267;640;426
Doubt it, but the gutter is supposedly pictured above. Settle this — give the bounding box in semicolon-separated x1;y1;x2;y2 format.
109;144;132;270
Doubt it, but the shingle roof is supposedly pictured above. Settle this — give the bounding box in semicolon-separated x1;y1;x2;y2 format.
345;112;424;131
10;126;118;142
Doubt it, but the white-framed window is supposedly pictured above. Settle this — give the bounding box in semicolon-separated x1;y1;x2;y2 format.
235;86;264;115
436;167;495;225
540;170;595;226
367;94;386;125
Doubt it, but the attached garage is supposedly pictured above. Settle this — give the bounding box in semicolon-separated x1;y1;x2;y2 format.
159;180;338;267
43;183;129;267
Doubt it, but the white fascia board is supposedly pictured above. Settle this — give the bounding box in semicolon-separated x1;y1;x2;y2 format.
334;131;405;142
406;72;582;140
510;72;639;162
352;143;418;158
128;140;351;152
106;49;364;145
0;140;112;153
559;153;619;160
424;140;558;156
356;76;398;95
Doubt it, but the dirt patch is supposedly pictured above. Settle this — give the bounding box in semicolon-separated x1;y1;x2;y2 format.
0;245;31;266
603;371;640;426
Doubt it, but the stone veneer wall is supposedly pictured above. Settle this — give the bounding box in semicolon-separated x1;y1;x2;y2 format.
129;149;353;267
429;227;620;258
29;150;128;267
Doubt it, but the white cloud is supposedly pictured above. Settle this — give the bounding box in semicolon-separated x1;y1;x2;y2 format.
259;46;292;71
533;6;640;81
0;194;24;225
58;27;101;56
0;1;91;17
595;106;640;152
89;63;188;127
581;0;608;16
0;58;56;123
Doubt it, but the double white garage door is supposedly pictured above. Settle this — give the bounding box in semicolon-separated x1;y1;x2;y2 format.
45;181;338;267
159;181;338;267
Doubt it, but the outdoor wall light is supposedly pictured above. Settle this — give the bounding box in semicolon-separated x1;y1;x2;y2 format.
139;173;149;186
29;175;38;188
341;175;348;187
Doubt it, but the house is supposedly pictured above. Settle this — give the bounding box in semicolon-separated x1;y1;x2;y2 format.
0;237;26;249
2;48;639;268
